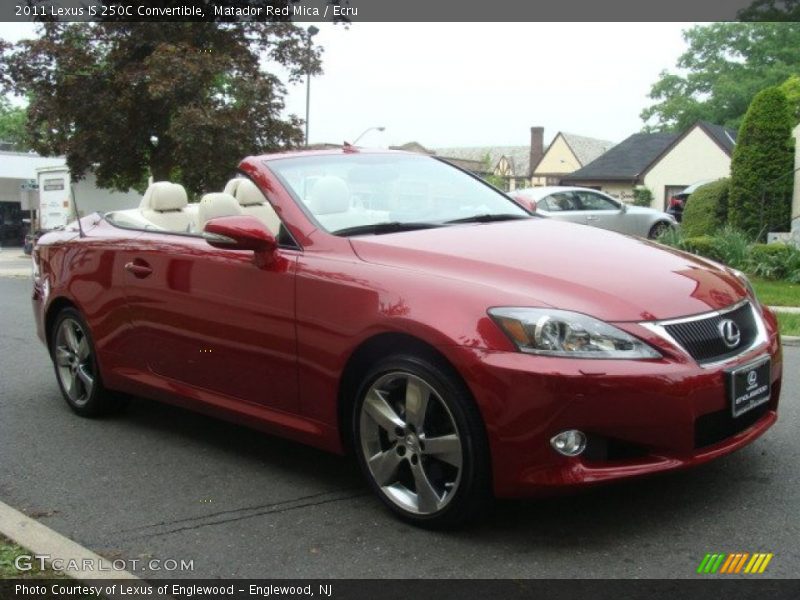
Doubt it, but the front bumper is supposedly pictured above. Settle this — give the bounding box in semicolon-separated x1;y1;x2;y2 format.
445;305;783;498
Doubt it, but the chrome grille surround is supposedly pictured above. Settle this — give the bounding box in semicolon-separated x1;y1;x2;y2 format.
641;299;768;368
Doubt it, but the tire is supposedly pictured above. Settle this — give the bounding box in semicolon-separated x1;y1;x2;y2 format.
49;307;128;417
648;221;672;239
352;353;492;528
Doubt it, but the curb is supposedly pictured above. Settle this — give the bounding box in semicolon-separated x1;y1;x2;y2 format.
769;305;800;314
782;336;800;347
0;499;140;581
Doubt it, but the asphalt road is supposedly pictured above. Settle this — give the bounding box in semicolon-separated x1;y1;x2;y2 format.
0;276;797;579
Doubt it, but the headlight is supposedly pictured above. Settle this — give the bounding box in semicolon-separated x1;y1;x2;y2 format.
729;268;757;303
489;307;661;359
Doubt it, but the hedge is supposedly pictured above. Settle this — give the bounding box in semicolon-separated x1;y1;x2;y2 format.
681;178;729;238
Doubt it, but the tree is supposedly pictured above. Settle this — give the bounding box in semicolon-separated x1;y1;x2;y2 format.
739;0;800;21
779;74;800;122
1;21;322;195
729;87;795;240
0;96;28;150
641;23;800;132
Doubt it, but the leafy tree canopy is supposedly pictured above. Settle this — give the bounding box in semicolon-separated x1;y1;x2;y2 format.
0;21;322;195
0;96;29;150
780;74;800;121
739;0;800;21
641;23;800;132
728;86;795;240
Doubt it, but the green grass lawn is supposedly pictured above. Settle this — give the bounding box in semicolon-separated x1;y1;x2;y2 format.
776;312;800;337
0;534;54;579
751;277;800;307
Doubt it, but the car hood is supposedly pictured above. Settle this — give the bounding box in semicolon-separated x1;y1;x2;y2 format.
349;219;745;322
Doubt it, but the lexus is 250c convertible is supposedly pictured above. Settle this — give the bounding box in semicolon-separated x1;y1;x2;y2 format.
32;149;782;527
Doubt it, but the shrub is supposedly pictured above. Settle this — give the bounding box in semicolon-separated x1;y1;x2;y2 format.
747;243;800;282
632;187;653;207
710;226;751;270
683;236;720;261
728;86;795;240
681;178;730;237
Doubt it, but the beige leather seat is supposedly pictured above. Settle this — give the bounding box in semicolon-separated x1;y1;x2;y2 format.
196;193;243;231
140;182;191;232
306;176;354;232
223;178;281;235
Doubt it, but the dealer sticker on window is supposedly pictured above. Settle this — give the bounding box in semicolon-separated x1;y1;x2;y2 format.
727;356;771;418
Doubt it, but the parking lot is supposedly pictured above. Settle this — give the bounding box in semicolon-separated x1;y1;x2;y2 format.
1;275;798;579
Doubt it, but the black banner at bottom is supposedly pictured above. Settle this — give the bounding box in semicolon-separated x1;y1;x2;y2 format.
1;579;799;600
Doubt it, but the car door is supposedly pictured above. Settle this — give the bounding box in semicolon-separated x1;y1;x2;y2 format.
539;192;585;225
573;190;629;233
120;230;299;413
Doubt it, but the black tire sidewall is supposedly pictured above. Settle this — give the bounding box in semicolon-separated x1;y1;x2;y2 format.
50;307;110;417
352;353;491;528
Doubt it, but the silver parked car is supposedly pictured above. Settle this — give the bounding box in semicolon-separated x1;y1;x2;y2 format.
510;186;675;239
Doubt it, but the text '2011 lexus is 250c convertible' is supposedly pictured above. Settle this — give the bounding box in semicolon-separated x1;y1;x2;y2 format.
32;149;782;527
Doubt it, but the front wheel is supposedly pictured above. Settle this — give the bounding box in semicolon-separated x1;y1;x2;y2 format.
648;220;672;239
353;354;491;528
50;307;127;417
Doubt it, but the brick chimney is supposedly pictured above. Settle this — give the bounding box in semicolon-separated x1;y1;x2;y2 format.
529;127;544;176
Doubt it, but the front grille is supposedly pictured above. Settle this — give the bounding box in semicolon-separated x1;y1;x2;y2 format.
694;403;770;449
663;302;758;364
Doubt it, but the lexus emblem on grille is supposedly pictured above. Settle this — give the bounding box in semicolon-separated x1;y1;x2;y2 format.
718;319;741;348
747;370;758;389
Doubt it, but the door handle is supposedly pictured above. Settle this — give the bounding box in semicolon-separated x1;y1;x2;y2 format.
586;216;599;221
124;260;153;278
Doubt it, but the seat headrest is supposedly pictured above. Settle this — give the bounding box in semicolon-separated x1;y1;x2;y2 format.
308;176;350;215
141;182;188;212
197;193;243;228
225;178;268;207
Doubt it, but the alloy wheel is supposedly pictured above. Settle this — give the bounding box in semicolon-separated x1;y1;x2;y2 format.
359;372;463;515
54;317;95;407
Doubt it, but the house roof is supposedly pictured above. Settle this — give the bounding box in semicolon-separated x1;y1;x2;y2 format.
562;132;680;182
697;121;737;155
559;133;616;167
432;146;531;177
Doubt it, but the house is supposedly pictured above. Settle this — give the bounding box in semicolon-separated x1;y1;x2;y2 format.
531;132;615;186
562;121;737;210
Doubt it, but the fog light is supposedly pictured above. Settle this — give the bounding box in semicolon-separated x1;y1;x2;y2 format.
550;430;587;456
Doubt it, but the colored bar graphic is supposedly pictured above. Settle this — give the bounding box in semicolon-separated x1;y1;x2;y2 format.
758;554;773;573
734;553;749;573
720;554;736;573
697;552;773;575
697;554;712;574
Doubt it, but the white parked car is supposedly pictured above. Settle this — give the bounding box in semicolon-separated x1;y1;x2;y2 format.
510;186;676;239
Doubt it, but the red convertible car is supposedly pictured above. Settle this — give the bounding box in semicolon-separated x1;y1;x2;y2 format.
32;149;782;527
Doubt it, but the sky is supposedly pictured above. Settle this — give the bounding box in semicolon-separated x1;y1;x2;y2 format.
0;22;694;148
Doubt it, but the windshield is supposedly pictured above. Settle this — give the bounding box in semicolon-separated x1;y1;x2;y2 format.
267;153;529;235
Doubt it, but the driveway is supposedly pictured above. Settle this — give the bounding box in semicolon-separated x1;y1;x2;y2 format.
0;276;798;578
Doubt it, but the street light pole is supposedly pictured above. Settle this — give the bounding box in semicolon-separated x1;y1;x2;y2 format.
352;126;386;146
304;26;319;148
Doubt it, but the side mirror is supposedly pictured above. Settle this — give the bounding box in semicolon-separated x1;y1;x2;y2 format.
511;195;537;213
619;203;628;214
203;215;277;253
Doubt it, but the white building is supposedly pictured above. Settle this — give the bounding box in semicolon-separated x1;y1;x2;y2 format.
0;150;140;244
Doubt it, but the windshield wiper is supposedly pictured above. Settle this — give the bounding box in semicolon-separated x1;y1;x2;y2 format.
332;221;444;236
444;213;531;225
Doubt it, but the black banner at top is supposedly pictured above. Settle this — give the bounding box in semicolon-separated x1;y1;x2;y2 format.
0;0;793;23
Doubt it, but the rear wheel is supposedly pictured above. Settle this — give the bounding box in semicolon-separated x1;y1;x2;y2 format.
353;354;491;528
50;308;127;417
648;221;672;239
